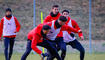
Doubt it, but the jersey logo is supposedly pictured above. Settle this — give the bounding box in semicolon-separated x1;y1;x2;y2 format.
50;31;53;33
8;23;11;25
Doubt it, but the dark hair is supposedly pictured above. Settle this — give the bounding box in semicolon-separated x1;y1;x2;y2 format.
62;10;69;14
52;5;59;9
42;25;51;30
6;8;12;12
59;16;67;22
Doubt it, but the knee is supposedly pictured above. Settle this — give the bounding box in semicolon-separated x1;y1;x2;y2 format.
60;45;66;52
10;47;13;50
26;49;31;54
61;48;66;53
57;47;60;51
61;46;66;52
4;47;8;50
80;48;85;54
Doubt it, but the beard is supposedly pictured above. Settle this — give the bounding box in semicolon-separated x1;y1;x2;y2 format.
50;12;59;17
6;14;12;18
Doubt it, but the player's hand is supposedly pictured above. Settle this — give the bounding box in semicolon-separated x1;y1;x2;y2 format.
39;53;48;60
80;36;84;40
78;30;82;33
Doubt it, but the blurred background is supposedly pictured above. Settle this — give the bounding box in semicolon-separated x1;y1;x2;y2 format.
0;0;105;60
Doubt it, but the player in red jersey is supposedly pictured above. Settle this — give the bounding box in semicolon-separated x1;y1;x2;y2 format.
0;8;21;60
44;5;61;23
44;16;82;60
21;24;62;60
62;10;85;60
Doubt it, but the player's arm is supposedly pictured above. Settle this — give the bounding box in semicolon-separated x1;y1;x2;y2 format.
31;33;42;54
14;17;21;33
72;20;84;40
0;22;1;40
61;25;81;33
0;18;4;40
31;33;47;59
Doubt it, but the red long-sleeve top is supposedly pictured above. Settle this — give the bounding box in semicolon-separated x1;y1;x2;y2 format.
43;12;61;23
28;24;44;54
30;21;79;54
66;17;83;37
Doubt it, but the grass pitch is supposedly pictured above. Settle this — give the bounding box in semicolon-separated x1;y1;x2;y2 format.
0;53;105;60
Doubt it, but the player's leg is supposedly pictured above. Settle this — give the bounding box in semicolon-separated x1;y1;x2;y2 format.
38;40;62;60
4;37;10;60
46;50;55;60
8;38;15;60
70;39;85;60
47;37;66;60
46;41;56;60
21;40;32;60
74;40;85;60
56;37;66;60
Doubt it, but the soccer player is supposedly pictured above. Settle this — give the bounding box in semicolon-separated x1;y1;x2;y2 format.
43;5;61;23
62;10;85;60
44;16;82;60
44;5;67;60
21;24;62;60
21;24;51;60
0;8;21;60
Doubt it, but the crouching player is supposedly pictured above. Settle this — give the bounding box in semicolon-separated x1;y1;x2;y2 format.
21;24;62;60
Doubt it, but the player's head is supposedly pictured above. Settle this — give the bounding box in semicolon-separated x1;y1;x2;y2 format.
51;5;59;14
58;16;67;25
62;10;69;19
5;8;12;18
42;25;51;34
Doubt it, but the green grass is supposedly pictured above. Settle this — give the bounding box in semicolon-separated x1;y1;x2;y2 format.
0;53;105;60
